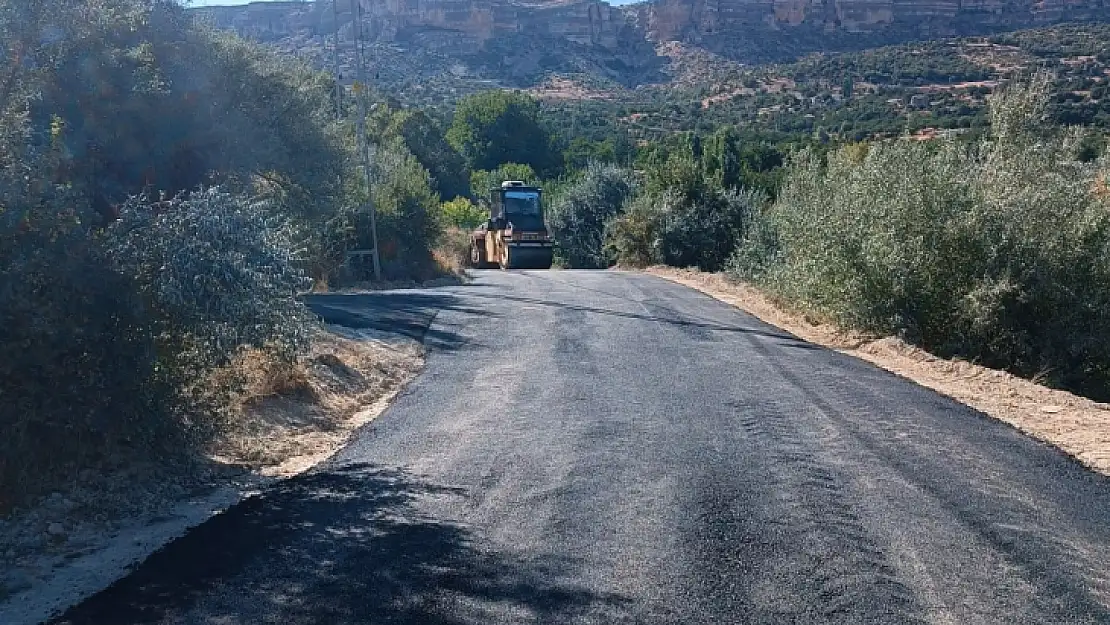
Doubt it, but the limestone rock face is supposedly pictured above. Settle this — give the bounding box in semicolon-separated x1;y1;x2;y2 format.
193;1;318;42
192;0;1109;67
196;0;628;50
639;0;1109;39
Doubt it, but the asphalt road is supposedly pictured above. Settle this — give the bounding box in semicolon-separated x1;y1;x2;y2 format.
50;271;1110;624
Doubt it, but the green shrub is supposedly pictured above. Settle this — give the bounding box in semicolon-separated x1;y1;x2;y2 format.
613;149;767;272
327;139;444;283
605;192;664;268
470;164;539;200
106;188;313;374
0;170;162;508
0;0;341;509
0;187;314;509
548;163;637;268
732;74;1110;398
653;186;766;272
440;197;487;230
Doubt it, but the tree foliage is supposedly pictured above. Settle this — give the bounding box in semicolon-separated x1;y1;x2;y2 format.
606;139;769;272
374;107;470;200
732;75;1110;398
547;163;637;268
0;0;350;508
447;90;558;175
469;163;540;200
440;197;486;230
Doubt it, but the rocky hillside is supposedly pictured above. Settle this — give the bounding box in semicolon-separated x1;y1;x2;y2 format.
635;0;1110;61
639;0;1110;40
192;1;663;107
190;0;1110;100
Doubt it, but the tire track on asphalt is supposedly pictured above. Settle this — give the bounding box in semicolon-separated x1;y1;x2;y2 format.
820;367;1110;620
732;393;924;623
738;324;1110;623
644;283;926;623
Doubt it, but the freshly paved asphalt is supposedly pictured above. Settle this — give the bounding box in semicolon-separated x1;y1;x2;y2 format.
50;271;1110;624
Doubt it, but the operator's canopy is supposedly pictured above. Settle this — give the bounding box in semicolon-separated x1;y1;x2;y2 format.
489;181;545;229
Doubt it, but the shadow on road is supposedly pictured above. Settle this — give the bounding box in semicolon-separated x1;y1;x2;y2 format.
51;464;633;625
304;291;492;351
458;291;817;348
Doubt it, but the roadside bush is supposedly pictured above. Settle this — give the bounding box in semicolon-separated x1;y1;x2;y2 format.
607;150;766;272
0;155;160;508
654;186;766;271
373;143;444;280
0;187;313;510
440;197;487;230
732;74;1110;398
548;162;637;268
0;0;338;510
605;192;665;268
326;138;444;284
434;227;474;274
107;188;314;376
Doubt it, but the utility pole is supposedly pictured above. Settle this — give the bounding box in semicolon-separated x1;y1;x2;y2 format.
332;0;341;120
351;0;381;281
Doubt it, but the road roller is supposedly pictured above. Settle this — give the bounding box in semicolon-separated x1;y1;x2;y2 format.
470;180;555;270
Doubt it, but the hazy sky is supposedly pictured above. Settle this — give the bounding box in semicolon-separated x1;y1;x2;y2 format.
187;0;641;6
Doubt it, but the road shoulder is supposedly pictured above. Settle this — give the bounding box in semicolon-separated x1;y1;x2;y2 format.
646;266;1110;476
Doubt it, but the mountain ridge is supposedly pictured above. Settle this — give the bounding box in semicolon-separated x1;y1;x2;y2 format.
189;0;1110;102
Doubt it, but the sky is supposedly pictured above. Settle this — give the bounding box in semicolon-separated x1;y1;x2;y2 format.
187;0;641;6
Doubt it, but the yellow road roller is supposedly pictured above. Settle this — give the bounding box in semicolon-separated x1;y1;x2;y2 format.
470;181;555;270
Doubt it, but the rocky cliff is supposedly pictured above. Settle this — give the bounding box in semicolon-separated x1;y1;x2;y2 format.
195;0;1110;48
638;0;1110;40
191;0;1109;81
194;0;631;49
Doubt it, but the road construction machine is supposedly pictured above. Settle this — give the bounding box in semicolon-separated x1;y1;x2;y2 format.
470;181;555;270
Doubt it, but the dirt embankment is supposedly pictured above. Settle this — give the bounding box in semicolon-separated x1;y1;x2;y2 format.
649;267;1110;476
0;326;424;623
215;329;424;477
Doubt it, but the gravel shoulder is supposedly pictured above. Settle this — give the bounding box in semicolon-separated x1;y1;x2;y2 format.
0;324;424;625
647;266;1110;476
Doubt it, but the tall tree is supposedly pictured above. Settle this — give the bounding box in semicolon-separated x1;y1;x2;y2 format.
446;91;557;176
705;126;743;190
386;109;469;200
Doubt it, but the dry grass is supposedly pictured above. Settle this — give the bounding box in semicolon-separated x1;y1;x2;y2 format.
212;331;424;477
434;227;473;276
647;266;1110;476
1095;168;1110;200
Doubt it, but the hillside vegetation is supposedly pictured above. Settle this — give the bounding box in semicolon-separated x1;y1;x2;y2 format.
733;76;1110;398
542;23;1110;144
